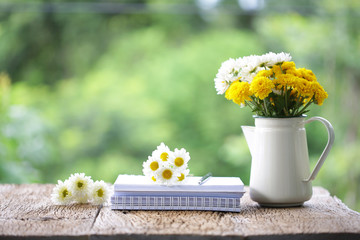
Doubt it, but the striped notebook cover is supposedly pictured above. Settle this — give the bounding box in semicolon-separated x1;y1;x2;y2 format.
111;195;241;212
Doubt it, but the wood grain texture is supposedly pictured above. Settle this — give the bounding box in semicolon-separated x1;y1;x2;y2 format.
91;187;360;239
0;184;99;238
1;184;360;240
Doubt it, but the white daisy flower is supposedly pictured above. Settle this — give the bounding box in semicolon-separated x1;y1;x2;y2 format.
68;173;93;204
152;142;172;162
51;180;73;205
156;166;181;186
142;155;162;181
169;148;190;170
90;180;112;205
177;168;190;184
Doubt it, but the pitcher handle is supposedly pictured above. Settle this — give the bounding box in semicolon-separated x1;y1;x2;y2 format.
303;117;335;182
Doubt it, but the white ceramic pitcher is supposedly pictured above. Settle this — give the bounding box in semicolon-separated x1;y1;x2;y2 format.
242;116;335;207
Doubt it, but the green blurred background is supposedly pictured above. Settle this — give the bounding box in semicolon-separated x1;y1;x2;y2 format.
0;0;359;211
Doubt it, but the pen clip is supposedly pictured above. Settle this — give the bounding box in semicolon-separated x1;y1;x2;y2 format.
198;172;212;185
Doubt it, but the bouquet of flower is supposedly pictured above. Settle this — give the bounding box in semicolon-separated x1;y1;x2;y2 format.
143;142;190;186
51;173;112;205
214;52;328;117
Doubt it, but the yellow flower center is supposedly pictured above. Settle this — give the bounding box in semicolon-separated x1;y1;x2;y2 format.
178;173;185;182
160;152;169;161
97;188;104;198
62;189;69;198
162;169;173;180
150;161;159;171
174;157;184;167
151;176;157;182
77;181;84;189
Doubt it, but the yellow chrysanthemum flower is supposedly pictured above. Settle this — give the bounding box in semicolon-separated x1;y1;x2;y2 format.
250;76;275;100
281;61;296;72
256;69;273;78
274;73;297;89
271;65;282;76
297;68;317;82
225;81;252;105
313;82;328;105
295;78;315;98
286;68;299;77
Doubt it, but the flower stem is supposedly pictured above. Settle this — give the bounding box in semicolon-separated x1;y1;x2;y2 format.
245;101;255;112
294;94;302;115
263;100;269;117
265;98;274;117
297;97;314;116
284;85;288;115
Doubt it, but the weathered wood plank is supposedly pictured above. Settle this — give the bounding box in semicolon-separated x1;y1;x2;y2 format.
91;187;360;239
1;184;360;239
0;184;99;239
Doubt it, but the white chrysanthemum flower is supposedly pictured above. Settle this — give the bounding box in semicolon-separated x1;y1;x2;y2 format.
152;142;172;162
156;166;181;186
214;58;242;94
214;78;230;95
260;52;277;66
51;180;73;205
177;168;190;184
214;52;293;93
169;148;190;170
216;58;239;79
142;155;162;181
90;180;112;205
239;55;262;83
68;173;93;203
241;71;254;83
271;52;292;65
240;54;278;83
241;66;260;83
234;57;247;70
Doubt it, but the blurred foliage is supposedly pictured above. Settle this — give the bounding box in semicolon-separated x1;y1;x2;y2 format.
0;0;359;211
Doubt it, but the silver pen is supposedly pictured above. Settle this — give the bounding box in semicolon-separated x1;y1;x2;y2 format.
198;172;212;185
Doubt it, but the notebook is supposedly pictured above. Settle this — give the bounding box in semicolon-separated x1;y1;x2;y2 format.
111;175;244;212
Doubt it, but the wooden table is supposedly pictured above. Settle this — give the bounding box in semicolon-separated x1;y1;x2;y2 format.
1;184;360;239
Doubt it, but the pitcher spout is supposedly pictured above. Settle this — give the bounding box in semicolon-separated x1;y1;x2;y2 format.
241;126;256;157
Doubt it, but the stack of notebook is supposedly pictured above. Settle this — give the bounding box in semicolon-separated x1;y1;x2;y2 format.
111;175;245;212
